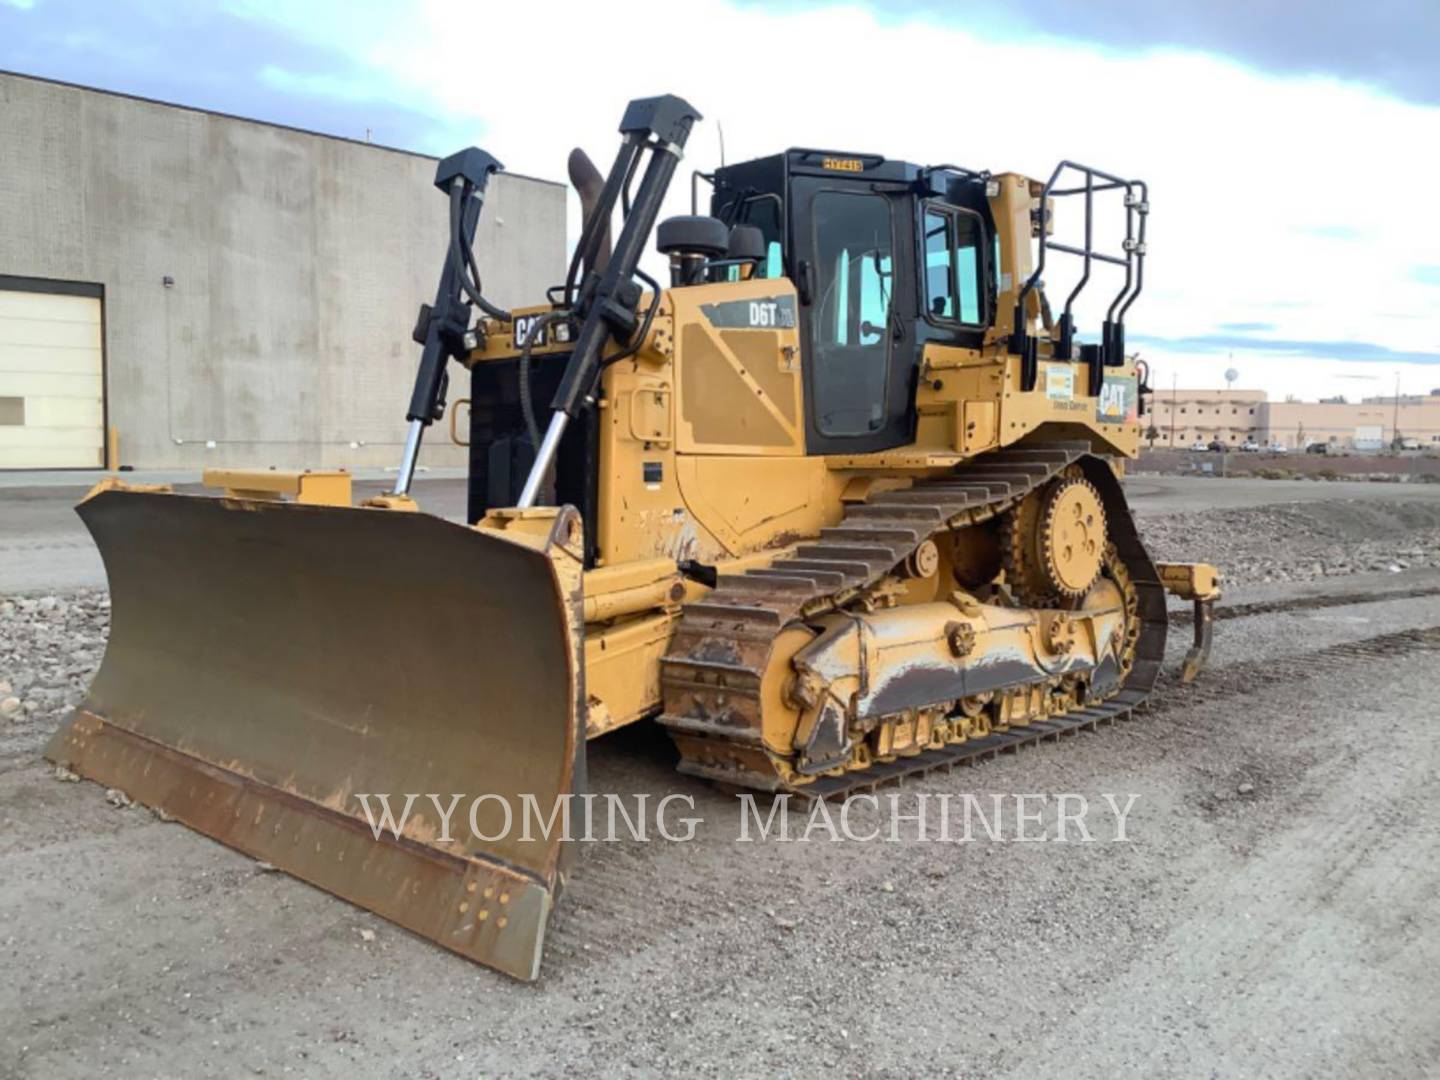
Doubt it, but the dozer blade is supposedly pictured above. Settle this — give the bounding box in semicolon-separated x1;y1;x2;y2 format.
46;489;586;981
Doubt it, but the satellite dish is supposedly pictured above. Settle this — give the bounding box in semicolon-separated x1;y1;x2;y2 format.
1224;368;1239;389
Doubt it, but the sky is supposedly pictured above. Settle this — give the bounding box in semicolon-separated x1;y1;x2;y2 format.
2;0;1437;402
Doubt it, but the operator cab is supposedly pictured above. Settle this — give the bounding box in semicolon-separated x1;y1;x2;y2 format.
706;150;998;454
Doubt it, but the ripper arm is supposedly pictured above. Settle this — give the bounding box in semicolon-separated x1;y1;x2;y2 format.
1156;562;1222;682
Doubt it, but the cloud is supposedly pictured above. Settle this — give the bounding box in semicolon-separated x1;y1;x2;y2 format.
1410;265;1440;287
257;64;393;106
3;0;1437;402
0;0;456;148
776;0;1440;106
1132;332;1440;365
1297;224;1362;241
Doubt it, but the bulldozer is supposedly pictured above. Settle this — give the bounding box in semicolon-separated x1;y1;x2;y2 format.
47;94;1219;981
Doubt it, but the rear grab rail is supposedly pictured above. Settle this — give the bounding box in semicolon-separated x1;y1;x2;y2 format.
1010;161;1148;396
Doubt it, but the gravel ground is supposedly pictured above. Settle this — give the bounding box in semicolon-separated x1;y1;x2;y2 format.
2;493;1440;1077
1141;499;1440;585
0;593;107;758
1136;446;1440;480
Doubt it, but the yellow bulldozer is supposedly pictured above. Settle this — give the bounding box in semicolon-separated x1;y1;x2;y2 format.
48;94;1219;980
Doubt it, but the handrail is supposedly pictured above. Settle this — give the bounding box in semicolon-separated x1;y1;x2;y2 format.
449;398;470;446
1010;160;1148;394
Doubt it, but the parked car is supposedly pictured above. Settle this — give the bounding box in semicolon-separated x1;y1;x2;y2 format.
1207;440;1227;452
1189;440;1208;451
1305;441;1330;455
1239;439;1261;452
1267;442;1288;453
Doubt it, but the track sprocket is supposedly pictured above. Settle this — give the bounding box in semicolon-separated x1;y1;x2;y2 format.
1002;468;1108;604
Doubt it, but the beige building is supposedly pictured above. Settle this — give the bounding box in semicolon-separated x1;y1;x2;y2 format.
1148;388;1266;447
1147;387;1440;450
1262;394;1440;450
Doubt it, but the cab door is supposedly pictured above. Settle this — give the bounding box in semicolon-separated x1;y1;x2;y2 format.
790;179;916;455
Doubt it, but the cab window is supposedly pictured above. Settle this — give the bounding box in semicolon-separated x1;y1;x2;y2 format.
923;205;986;326
811;190;894;436
924;211;954;319
733;194;784;279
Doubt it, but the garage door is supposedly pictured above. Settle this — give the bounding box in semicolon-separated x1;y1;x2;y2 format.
0;284;104;468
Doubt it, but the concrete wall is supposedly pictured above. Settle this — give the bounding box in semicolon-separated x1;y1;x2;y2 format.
0;72;566;469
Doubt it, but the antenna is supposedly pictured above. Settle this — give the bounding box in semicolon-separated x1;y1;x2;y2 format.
717;121;725;167
1224;367;1238;390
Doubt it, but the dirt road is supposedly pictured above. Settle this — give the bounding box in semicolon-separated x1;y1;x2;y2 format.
2;483;1439;1077
4;472;1439;594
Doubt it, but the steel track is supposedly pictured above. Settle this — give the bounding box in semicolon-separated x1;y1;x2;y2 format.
785;624;1440;803
658;442;1168;795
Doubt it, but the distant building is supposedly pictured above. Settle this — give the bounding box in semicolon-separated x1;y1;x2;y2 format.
1148;388;1266;447
1148;386;1440;450
1263;393;1440;450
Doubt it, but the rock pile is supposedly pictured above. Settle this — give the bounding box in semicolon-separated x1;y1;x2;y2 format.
0;591;109;738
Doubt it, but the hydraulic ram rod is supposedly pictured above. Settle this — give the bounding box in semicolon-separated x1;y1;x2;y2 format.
391;147;502;496
515;94;700;508
517;413;570;508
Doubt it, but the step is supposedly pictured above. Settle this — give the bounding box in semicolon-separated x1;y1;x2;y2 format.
779;558;875;579
793;543;905;564
954;469;1047;485
746;567;847;591
819;525;924;547
659;654;760;678
869;487;988;506
721;572;814;594
846;503;946;522
680;602;784;627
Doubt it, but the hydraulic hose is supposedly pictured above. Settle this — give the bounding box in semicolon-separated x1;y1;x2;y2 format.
449;183;512;322
518;311;569;456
